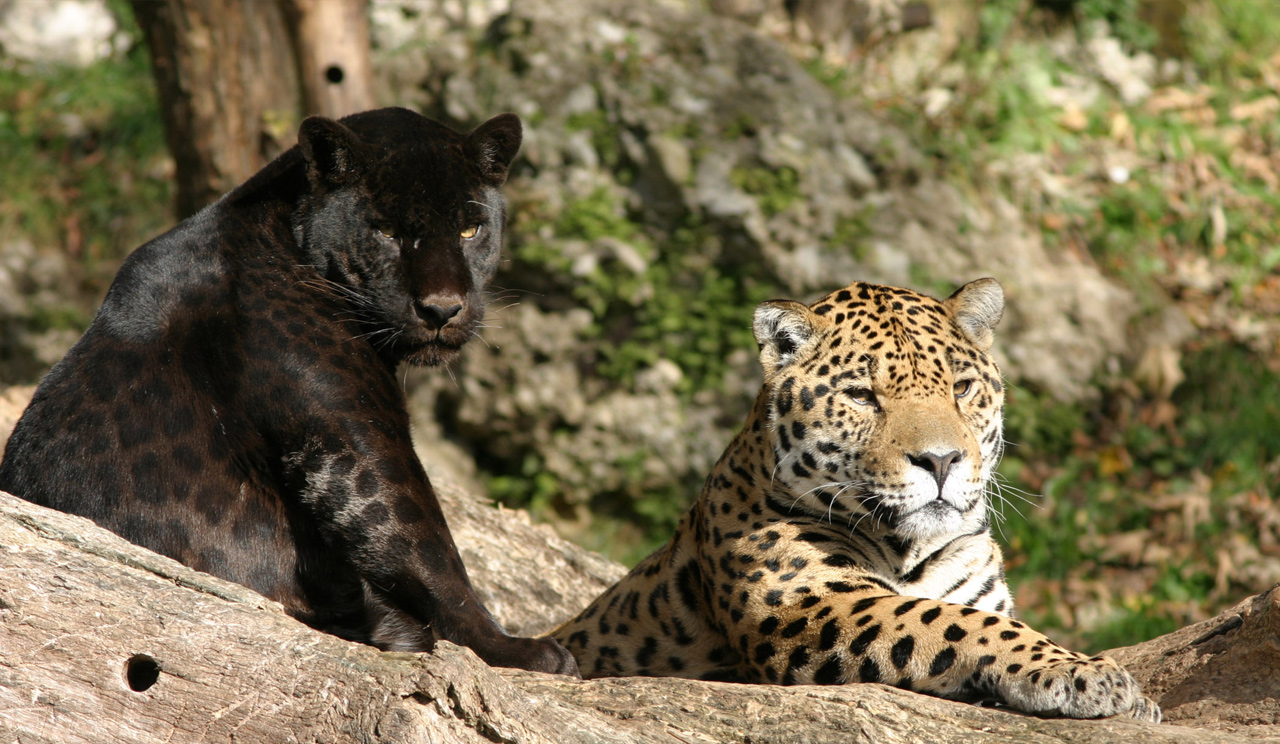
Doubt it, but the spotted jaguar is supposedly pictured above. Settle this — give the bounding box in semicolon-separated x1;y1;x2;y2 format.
550;278;1159;720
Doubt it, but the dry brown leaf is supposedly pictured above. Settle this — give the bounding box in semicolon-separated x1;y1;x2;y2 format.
1230;150;1280;189
1145;85;1211;113
1230;95;1280;122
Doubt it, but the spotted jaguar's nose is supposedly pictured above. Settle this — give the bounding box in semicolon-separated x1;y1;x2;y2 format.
416;302;463;330
907;449;962;491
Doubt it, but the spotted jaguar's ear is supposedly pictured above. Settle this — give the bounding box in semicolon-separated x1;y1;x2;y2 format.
945;277;1004;351
753;300;816;373
468;113;523;186
298;115;366;189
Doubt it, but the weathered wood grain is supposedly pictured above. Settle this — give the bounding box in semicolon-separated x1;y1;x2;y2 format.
1;487;1275;744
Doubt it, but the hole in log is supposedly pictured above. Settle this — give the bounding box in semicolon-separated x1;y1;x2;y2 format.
325;65;345;84
125;654;160;692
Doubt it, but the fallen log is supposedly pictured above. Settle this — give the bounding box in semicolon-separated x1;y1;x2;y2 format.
1;483;1276;743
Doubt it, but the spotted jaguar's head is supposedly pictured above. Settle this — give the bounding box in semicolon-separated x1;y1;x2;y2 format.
752;279;1006;539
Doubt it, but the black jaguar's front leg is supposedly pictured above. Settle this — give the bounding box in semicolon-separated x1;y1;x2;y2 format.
365;475;579;676
291;437;578;677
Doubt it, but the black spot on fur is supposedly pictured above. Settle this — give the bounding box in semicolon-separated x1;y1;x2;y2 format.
781;618;808;638
849;624;881;656
894;599;922;616
813;658;842;685
929;647;956;676
851;596;880;614
818;619;840;651
890;636;915;669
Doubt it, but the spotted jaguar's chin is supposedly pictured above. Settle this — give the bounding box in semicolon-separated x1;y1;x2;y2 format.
893;499;966;539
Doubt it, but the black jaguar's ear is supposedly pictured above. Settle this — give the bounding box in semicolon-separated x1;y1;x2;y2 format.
298;116;365;189
468;113;523;186
944;277;1004;351
753;300;816;374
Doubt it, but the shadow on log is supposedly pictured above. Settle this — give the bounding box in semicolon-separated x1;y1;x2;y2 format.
1;476;1278;743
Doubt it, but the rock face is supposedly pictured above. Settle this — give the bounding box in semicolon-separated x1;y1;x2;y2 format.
0;239;87;386
0;0;124;67
382;0;1148;516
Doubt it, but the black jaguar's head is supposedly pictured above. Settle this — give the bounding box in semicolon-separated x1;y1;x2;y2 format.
292;107;522;366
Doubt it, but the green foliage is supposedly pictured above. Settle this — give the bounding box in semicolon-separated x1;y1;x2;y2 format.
1002;388;1088;457
730;166;801;217
995;344;1280;651
1174;344;1280;470
0;9;169;284
801;57;853;96
976;0;1023;49
565;107;623;170
1078;0;1159;51
501;187;780;563
26;304;92;334
1185;0;1280;82
515;188;776;397
487;452;563;512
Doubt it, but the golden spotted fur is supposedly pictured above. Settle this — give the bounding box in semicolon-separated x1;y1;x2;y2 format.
550;279;1159;721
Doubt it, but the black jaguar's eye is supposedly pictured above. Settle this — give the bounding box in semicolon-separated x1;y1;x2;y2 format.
376;224;397;239
845;388;876;407
954;379;974;399
460;224;482;240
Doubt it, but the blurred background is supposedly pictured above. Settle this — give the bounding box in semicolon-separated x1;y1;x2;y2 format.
1;0;1277;653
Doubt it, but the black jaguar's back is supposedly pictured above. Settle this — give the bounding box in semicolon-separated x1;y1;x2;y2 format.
0;108;576;675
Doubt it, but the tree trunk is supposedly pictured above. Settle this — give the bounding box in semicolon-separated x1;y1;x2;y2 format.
129;0;375;219
131;0;303;218
281;0;376;119
1;482;1277;743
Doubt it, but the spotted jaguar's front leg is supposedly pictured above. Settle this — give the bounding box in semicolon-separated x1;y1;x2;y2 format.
733;592;1160;721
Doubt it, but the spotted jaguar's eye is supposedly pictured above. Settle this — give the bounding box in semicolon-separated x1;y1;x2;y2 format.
954;379;974;399
460;224;481;239
376;224;397;239
845;388;876;407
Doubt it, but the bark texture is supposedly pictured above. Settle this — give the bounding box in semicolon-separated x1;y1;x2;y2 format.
131;0;303;218
0;483;1277;744
130;0;376;218
281;0;376;118
1108;588;1280;737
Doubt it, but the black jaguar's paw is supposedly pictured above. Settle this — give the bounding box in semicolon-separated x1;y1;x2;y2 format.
493;635;580;677
530;636;582;677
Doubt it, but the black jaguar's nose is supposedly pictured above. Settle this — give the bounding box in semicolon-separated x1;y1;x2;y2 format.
416;302;463;330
